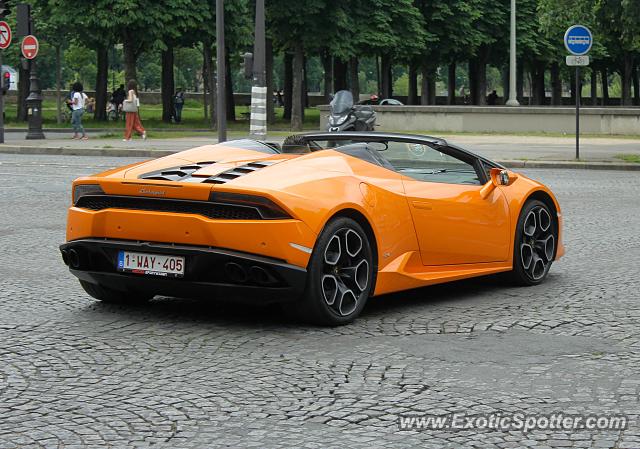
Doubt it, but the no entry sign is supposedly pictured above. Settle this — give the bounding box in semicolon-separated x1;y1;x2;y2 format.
0;21;11;50
21;35;39;59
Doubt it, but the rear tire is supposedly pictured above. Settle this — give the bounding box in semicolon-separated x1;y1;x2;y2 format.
510;200;557;286
80;280;153;304
288;217;374;326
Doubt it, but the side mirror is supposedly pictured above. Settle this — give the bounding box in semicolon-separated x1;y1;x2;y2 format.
490;168;517;186
480;168;517;199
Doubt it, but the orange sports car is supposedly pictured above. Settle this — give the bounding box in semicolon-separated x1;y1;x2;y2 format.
61;132;564;325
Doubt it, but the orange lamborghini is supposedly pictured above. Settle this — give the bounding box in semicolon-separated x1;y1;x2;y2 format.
61;132;564;325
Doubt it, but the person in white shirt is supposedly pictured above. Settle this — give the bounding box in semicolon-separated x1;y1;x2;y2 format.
70;81;88;140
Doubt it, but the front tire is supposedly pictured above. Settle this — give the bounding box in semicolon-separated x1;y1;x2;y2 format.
80;280;153;304
510;200;557;286
290;217;374;326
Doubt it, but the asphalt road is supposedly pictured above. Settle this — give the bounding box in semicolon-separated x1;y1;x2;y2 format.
1;154;639;448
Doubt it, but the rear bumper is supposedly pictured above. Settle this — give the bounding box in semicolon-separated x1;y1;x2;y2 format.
60;239;307;303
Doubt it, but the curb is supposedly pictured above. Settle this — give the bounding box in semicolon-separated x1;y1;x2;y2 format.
1;145;639;171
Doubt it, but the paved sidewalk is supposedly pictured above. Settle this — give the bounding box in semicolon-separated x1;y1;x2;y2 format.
1;130;639;169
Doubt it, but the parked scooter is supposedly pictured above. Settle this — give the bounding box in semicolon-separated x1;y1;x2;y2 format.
327;90;376;132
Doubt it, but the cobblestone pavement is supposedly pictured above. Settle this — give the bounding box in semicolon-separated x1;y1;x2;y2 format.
1;154;639;449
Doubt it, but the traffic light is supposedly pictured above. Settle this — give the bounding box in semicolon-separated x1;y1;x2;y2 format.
3;71;9;94
0;1;11;18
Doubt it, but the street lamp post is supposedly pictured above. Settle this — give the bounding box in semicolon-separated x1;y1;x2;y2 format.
249;0;267;139
216;0;227;142
506;0;519;106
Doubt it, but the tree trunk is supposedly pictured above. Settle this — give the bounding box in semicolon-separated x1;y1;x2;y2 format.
94;45;109;121
476;51;488;105
633;62;640;106
501;65;508;103
469;57;487;105
322;52;333;102
17;64;30;121
447;63;456;105
122;33;138;82
420;65;429;105
621;52;634;106
468;59;476;104
375;56;381;95
55;45;62;124
516;59;524;103
349;57;359;102
421;65;436;105
380;54;392;99
569;69;576;104
161;46;175;123
203;42;216;129
428;77;436;104
550;62;561;106
333;58;348;92
225;48;235;121
266;38;276;124
532;60;545;105
408;63;418;105
590;68;598;106
601;67;609;106
283;52;293;120
202;46;208;120
303;56;309;111
291;42;304;131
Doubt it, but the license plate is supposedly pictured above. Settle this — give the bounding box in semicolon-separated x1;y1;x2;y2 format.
117;251;185;278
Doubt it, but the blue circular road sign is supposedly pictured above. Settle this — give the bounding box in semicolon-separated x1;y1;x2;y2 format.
564;25;593;56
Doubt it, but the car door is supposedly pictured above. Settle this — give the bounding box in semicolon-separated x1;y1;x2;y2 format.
388;142;511;266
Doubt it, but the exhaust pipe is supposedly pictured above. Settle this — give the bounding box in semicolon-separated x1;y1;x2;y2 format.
68;249;81;269
250;266;276;286
61;249;70;266
225;262;248;283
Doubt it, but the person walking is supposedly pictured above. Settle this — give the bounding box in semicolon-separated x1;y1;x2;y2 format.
173;87;185;123
70;81;88;140
123;79;146;141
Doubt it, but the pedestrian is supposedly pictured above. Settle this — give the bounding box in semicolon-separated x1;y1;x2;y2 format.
276;89;284;107
487;90;499;105
112;84;126;119
70;81;88;140
173;87;185;124
122;79;146;142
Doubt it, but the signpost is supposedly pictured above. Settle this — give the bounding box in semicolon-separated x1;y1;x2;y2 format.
564;25;593;160
0;20;9;144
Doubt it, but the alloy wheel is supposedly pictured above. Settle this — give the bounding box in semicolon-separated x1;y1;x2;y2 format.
520;206;555;281
321;228;370;317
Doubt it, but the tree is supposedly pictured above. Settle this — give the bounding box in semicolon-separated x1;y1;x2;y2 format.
414;0;479;104
348;0;426;99
595;0;640;105
268;0;328;130
538;0;604;104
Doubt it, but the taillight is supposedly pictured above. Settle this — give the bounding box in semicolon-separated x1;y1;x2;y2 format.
73;184;105;205
209;192;291;219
